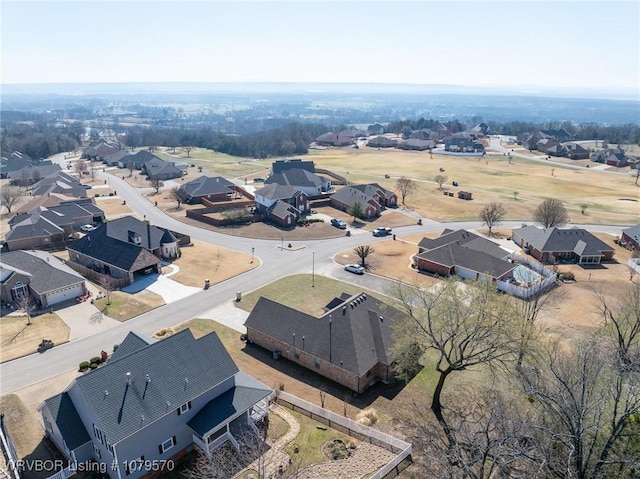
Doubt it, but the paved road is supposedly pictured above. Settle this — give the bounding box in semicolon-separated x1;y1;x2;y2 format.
0;161;628;393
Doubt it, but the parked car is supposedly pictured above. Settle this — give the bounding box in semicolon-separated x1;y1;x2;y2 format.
80;224;96;232
344;264;365;275
372;226;392;237
331;218;347;229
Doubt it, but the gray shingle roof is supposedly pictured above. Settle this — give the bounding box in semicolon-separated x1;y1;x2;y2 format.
67;216;175;271
265;169;327;190
245;293;403;376
109;332;150;362
0;250;85;295
268;200;300;221
74;330;239;444
254;183;301;201
43;392;91;450
187;371;271;437
5;213;64;241
183;176;235;198
622;224;640;242
331;186;380;209
416;243;515;278
272;159;315;175
513;226;614;255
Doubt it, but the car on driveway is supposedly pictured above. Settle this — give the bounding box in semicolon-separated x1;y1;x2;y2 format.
372;226;392;237
80;224;96;232
331;218;347;229
344;264;365;275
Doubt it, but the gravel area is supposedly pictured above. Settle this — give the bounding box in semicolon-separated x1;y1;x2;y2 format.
296;442;396;479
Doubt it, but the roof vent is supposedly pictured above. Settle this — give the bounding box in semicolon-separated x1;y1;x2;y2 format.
104;390;109;397
379;315;384;322
126;372;131;384
146;374;151;384
342;306;346;315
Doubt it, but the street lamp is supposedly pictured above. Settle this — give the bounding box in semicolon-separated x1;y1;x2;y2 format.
251;247;255;263
312;251;315;287
329;315;332;364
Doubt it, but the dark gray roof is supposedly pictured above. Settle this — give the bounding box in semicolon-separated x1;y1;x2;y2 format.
144;158;183;178
272;159;315;175
67;216;175;271
183;176;235;198
43;392;91;450
265;169;327;190
622;224;640;242
268;200;300;221
74;330;239;444
418;229;481;251
109;332;150;362
416;243;515;278
0;250;85;295
513;226;614;255
5;212;64;242
351;183;395;200
367;136;397;147
7;164;61;181
188;371;271;437
254;183;302;201
245;293;403;376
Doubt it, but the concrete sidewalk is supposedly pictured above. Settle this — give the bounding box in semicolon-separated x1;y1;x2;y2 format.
197;300;249;333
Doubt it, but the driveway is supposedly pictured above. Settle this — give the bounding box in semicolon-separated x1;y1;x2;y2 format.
120;266;201;303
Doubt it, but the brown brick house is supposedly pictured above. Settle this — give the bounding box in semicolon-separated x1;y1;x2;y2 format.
245;292;406;393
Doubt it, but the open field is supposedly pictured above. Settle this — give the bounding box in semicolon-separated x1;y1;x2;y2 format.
304;148;639;225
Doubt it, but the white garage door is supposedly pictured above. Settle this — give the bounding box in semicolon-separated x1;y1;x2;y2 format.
44;284;85;306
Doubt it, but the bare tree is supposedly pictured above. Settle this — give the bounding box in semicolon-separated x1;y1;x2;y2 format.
319;387;327;408
74;160;88;181
580;203;589;214
513;191;519;200
353;245;374;267
148;177;163;194
170;185;189;208
395;177;415;206
16;294;36;326
519;338;640;479
599;281;640;367
533;198;569;228
392;278;520;461
0;186;24;214
480;202;506;236
434;174;448;190
222;208;248;224
127;161;135;177
89;160;99;181
183;146;194;158
632;167;640;185
99;275;116;306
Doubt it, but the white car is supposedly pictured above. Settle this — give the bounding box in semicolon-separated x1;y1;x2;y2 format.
80;224;96;232
344;264;365;275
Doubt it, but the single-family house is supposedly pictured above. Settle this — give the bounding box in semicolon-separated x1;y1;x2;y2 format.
39;329;271;479
8;163;62;186
254;184;309;227
339;127;368;139
330;183;397;219
367;136;397;148
15;193;85;215
0;250;87;308
30;171;88;198
103;149;135;167
5;202;104;251
117;151;161;170
621;224;640;252
83;140;122;161
265;168;331;196
546;142;590;160
414;229;515;281
142;158;184;181
245;292;406;393
66;216;183;284
443;134;484;153
182;176;237;203
316;133;354;147
397;139;435;151
591;148;628;167
512;225;615;264
271;159;316;175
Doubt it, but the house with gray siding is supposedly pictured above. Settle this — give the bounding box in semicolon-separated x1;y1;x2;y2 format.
39;329;271;479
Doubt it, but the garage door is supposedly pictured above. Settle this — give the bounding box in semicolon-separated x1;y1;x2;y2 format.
44;284;85;306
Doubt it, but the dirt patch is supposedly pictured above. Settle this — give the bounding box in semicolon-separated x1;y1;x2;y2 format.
0;314;70;363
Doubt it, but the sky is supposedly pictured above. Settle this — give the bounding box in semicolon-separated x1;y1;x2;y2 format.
1;0;639;97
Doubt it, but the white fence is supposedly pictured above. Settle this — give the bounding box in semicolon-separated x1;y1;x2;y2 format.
0;417;20;479
629;258;640;274
275;391;412;479
498;254;557;299
44;465;75;479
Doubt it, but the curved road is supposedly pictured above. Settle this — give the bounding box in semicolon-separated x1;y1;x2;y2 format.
0;165;628;393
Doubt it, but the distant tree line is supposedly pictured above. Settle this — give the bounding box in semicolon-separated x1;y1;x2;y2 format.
1;116;83;159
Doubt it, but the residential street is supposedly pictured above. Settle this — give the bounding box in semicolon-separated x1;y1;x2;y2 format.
0;166;627;393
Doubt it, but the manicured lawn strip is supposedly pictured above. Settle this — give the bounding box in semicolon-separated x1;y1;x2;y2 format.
93;290;165;321
0;314;69;363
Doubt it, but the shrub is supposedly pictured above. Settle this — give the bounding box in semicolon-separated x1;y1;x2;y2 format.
79;361;90;370
90;356;102;364
89;362;98;369
109;192;114;197
356;408;379;426
240;333;248;342
560;271;575;281
94;193;100;198
296;218;325;226
113;343;120;352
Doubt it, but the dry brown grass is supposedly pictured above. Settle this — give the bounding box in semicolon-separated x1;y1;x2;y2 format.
0;313;70;363
170;240;256;287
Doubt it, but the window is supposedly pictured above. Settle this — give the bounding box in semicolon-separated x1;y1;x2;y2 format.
159;436;176;454
177;401;192;415
93;424;105;444
315;357;320;369
93;443;102;459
